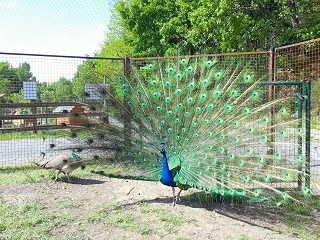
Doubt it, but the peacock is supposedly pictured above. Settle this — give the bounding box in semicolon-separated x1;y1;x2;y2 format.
54;56;312;205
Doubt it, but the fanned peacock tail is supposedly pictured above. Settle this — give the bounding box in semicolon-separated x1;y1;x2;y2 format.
57;56;311;204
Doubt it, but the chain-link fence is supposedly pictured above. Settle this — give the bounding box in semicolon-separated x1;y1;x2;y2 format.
274;38;320;177
127;53;313;191
0;52;124;166
1;40;319;187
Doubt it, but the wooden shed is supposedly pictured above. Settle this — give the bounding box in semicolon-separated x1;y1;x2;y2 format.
11;109;34;127
53;106;85;126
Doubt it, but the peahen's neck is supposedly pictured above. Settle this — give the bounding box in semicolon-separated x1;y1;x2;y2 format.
160;147;176;187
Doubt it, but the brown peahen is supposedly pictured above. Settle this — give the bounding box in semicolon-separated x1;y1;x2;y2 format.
36;152;83;181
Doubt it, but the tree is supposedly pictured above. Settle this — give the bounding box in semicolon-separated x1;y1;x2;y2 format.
5;90;31;114
115;0;320;56
0;62;18;95
54;77;75;102
16;62;36;89
72;59;101;98
40;77;76;102
0;61;36;95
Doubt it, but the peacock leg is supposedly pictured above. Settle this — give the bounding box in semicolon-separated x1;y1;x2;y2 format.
55;170;61;181
176;189;183;203
66;173;70;182
171;187;176;206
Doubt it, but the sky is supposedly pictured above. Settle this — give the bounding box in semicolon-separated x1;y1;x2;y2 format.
0;0;114;82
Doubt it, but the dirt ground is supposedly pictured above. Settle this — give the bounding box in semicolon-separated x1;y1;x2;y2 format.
0;176;317;240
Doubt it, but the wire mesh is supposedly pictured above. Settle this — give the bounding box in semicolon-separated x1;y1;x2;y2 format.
117;53;308;191
0;47;317;194
0;52;124;166
275;38;320;178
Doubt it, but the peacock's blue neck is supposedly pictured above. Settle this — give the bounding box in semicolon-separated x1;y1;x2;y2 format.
160;147;176;187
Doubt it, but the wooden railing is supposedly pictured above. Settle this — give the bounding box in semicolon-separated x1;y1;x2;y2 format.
0;102;104;133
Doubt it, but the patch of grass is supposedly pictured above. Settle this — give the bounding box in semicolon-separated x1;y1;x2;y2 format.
0;168;56;184
107;211;152;235
238;236;250;240
140;205;195;235
163;223;178;234
0;164;125;184
0;128;95;141
176;237;189;240
61;201;83;209
87;209;109;223
88;202;154;235
283;194;320;239
0;129;70;141
64;230;90;240
156;210;185;225
0;198;75;240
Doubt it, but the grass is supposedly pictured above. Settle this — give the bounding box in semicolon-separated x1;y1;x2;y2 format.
0;164;121;184
0;129;70;141
63;230;90;240
0;128;95;141
107;211;152;235
87;209;109;223
1;165;319;238
282;195;320;239
237;236;250;240
61;201;83;209
0;198;75;240
87;201;153;235
86;202;193;236
140;204;195;235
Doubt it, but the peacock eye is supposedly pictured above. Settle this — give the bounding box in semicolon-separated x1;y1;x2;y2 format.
180;59;186;64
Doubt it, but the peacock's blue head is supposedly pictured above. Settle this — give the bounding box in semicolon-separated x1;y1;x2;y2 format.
160;143;166;155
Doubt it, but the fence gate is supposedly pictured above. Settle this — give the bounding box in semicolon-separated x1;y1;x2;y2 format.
266;81;312;191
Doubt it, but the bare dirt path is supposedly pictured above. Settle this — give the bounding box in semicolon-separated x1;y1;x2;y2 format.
0;176;310;240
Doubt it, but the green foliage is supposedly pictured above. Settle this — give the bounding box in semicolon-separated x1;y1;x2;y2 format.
0;61;36;96
39;77;76;102
0;62;18;95
115;0;320;56
0;78;10;95
4;90;31;114
72;59;101;97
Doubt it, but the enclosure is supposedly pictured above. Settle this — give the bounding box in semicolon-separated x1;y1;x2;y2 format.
0;39;319;193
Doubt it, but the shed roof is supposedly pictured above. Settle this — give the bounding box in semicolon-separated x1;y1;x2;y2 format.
52;106;75;113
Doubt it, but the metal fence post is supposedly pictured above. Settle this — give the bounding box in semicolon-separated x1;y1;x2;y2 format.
305;81;311;189
297;85;303;189
31;99;37;133
267;48;276;156
123;57;132;149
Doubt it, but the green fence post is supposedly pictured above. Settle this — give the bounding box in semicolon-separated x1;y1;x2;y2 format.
305;81;311;189
297;85;303;190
